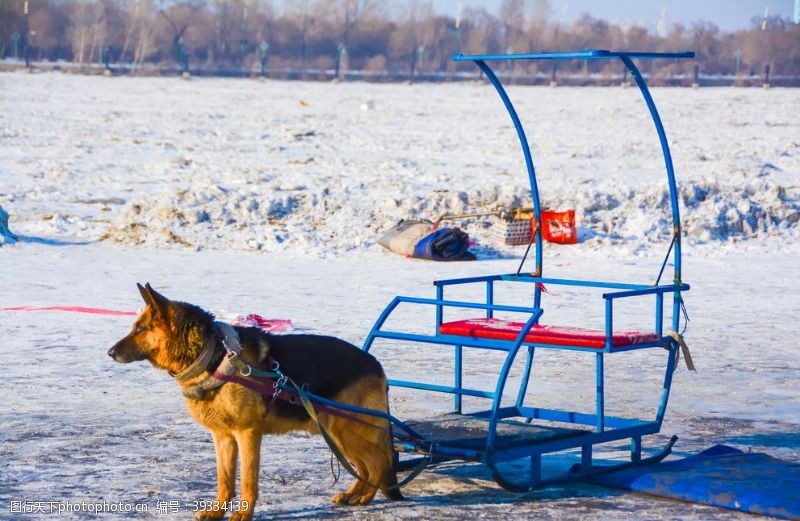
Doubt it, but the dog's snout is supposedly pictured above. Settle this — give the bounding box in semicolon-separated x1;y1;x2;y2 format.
108;338;145;363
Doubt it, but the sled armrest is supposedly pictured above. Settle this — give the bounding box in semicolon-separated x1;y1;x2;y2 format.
433;275;503;288
602;283;690;300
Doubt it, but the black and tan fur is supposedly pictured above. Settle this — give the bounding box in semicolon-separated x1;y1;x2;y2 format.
108;284;402;521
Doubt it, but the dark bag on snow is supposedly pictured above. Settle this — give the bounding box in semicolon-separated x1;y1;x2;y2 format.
378;220;475;261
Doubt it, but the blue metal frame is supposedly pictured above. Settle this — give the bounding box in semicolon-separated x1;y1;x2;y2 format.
473;59;543;282
357;49;694;492
453;50;694;61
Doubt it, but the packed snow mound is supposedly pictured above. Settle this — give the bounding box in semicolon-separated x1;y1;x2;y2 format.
98;181;519;252
3;75;798;257
567;176;800;245
99;176;799;254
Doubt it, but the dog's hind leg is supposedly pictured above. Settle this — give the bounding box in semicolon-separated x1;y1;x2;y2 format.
341;436;404;505
322;413;377;506
330;420;399;505
352;411;403;501
356;432;403;503
377;432;404;501
331;453;371;505
230;429;262;521
327;375;404;505
195;430;238;521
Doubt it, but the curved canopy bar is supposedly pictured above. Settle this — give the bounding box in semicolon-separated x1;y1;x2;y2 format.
454;50;695;61
458;50;693;321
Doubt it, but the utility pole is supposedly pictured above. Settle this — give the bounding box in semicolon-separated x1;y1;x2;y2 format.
336;43;347;81
734;49;742;77
259;41;269;77
23;0;30;69
11;32;20;60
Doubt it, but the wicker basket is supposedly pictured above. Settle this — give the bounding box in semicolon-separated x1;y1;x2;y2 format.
491;208;535;246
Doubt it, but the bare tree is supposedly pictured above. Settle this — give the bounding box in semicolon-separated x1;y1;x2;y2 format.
460;7;503;56
86;0;110;65
0;2;23;59
250;0;276;47
285;0;316;65
4;0;798;81
120;0;143;64
27;0;69;61
158;0;204;69
67;0;101;66
529;0;549;26
691;21;722;73
131;0;159;69
389;0;433;79
326;0;380;48
499;0;525;49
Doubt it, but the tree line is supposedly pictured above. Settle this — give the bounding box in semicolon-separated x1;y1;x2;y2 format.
1;0;798;80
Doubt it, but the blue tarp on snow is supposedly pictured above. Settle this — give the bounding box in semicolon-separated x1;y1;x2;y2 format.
593;445;800;520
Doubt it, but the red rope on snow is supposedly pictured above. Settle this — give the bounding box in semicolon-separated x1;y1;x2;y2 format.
0;305;137;316
0;306;293;332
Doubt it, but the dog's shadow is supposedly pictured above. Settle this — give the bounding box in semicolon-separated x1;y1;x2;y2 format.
14;234;95;246
254;461;624;519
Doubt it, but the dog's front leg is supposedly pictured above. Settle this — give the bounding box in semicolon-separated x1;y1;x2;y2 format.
195;430;238;521
230;429;262;521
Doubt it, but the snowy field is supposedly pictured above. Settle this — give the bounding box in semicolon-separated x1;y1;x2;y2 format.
1;71;799;520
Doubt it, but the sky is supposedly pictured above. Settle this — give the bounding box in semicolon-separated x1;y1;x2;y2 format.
432;0;796;32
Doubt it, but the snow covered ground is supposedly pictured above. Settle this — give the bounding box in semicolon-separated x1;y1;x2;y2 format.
1;71;798;255
1;71;798;519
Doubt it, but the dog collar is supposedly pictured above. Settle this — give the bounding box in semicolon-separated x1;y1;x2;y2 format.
170;336;217;382
175;321;245;399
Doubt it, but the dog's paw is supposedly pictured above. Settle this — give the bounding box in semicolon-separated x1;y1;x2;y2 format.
229;512;253;521
194;511;225;521
331;492;375;506
331;492;349;505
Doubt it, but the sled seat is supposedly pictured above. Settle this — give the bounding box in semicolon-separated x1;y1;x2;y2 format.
439;318;660;348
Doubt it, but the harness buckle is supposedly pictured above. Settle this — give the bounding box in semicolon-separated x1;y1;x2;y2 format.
240;364;252;377
272;376;287;398
219;333;233;355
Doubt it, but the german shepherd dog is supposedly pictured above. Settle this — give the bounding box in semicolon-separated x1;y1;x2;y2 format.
108;284;402;521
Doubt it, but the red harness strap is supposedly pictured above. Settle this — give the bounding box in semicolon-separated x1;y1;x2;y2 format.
212;370;382;430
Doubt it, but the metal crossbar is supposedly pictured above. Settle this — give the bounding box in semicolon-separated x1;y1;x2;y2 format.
433;274;651;291
453;50;695;61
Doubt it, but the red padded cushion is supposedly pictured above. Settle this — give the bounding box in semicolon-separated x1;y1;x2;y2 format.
439;318;660;348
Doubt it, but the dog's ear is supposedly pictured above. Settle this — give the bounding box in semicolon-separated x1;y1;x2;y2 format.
137;283;149;303
140;283;172;320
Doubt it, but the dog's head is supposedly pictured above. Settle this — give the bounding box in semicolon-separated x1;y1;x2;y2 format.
108;283;214;373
